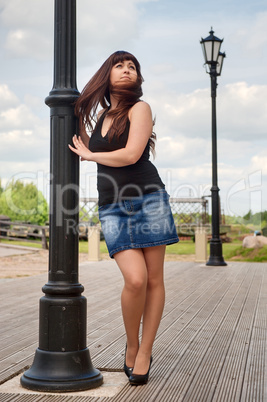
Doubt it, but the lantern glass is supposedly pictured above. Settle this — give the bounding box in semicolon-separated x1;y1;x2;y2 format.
212;41;221;62
200;29;223;64
216;52;225;76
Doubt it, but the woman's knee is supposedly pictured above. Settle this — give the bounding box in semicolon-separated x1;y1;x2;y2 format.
125;274;147;294
115;249;147;294
146;271;164;290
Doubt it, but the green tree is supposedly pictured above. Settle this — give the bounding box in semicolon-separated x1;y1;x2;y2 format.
243;210;252;222
0;179;3;196
0;180;48;225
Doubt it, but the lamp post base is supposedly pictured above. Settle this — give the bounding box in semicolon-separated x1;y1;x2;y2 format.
206;240;227;266
20;348;103;392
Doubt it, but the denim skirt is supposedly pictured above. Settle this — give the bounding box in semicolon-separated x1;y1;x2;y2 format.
98;189;179;258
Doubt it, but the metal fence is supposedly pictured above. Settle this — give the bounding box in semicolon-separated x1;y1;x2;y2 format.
0;220;48;249
169;197;208;236
0;197;209;246
80;197;209;237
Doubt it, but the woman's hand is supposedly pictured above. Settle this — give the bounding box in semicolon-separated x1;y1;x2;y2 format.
68;135;93;161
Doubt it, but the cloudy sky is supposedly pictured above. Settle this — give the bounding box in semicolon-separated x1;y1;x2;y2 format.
1;0;267;218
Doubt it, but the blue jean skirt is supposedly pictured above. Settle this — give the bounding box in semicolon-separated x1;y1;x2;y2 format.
98;189;179;258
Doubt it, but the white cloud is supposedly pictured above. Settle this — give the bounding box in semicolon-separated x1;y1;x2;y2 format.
0;0;149;63
233;11;267;58
23;94;45;112
0;0;53;60
0;85;49;171
146;81;267;143
249;153;267;176
76;0;145;66
0;0;266;214
0;125;49;162
0;0;53;27
150;64;177;75
155;135;210;169
0;84;19;110
0;104;41;131
5;28;53;60
219;82;267;140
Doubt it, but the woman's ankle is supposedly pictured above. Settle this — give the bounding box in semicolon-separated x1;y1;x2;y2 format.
126;342;139;367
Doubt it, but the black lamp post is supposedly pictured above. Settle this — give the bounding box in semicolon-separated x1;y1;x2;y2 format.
20;0;103;391
200;28;227;266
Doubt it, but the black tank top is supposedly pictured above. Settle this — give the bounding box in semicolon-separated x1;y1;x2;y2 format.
89;110;165;206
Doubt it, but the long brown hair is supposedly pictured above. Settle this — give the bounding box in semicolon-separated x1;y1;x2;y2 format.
75;50;156;155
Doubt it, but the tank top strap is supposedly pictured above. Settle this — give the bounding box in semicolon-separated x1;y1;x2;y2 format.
92;108;109;136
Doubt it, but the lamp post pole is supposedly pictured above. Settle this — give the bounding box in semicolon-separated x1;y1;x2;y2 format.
20;0;103;392
200;29;227;266
207;62;227;266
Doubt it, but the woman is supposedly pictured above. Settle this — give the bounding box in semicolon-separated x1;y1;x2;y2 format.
69;51;179;386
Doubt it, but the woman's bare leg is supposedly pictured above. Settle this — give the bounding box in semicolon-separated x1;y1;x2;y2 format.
114;248;148;368
132;245;166;375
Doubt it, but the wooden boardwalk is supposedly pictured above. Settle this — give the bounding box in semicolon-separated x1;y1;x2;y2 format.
0;259;266;401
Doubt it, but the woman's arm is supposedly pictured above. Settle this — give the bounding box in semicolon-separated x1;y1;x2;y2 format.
69;102;153;167
78;118;90;148
72;109;104;157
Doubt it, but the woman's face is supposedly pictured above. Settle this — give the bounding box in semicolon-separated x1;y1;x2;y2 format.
109;59;138;86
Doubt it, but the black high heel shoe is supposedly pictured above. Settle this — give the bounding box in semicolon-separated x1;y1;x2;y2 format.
123;345;133;378
129;356;153;386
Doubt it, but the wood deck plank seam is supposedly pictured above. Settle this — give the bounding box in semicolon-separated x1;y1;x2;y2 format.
182;264;262;401
0;351;35;384
211;265;264;401
110;266;252;400
176;265;257;400
0;310;39;330
181;264;262;402
0;394;107;402
98;272;243;372
90;266;238;369
85;264;216;365
0;262;266;402
83;264;206;329
92;264;250;372
240;264;267;402
141;264;256;401
0;319;38;336
0;266;205;366
0;331;39;358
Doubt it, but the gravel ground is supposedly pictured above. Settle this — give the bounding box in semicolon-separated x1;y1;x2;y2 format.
0;249;91;279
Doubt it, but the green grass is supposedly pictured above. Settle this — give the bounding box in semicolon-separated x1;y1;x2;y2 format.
100;241;108;254
86;240;196;255
0;238;196;256
2;238;267;262
0;239;43;249
82;240;196;256
79;240;88;253
224;245;267;262
166;241;195;255
222;243;243;260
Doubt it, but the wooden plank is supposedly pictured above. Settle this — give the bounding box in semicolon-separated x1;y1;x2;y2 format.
111;263;265;401
85;260;213;369
180;263;261;401
93;262;239;371
240;265;267;401
0;261;266;402
0;394;107;402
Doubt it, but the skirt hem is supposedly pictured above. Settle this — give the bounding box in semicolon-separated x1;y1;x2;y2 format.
109;237;179;258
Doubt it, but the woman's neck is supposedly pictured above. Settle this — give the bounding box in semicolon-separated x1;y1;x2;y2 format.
109;94;119;110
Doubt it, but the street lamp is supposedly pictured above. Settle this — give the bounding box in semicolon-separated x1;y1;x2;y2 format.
200;28;227;266
20;0;103;391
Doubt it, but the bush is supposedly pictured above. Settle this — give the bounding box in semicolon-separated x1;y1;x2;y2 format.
0;180;48;225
